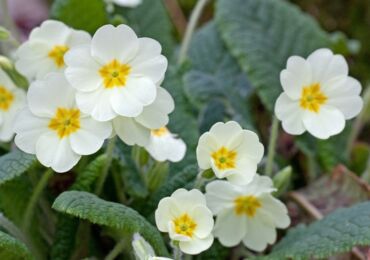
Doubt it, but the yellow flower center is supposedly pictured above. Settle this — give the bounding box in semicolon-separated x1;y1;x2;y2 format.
99;59;131;89
48;108;81;139
0;86;14;111
151;127;169;137
173;214;197;238
48;45;69;68
211;147;237;170
234;195;261;217
299;83;327;113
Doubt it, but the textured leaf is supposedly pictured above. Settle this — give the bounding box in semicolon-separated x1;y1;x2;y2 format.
52;191;169;256
215;0;330;111
0;231;33;260
184;22;255;130
116;0;175;57
51;155;106;260
0;150;36;185
264;201;370;259
50;0;108;33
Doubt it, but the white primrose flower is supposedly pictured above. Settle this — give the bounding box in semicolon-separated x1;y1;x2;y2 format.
112;87;174;146
275;48;363;139
64;24;168;122
0;69;26;142
132;233;173;260
15;20;91;80
155;189;214;255
144;126;186;162
196;121;264;185
109;0;142;8
13;73;112;173
205;175;290;251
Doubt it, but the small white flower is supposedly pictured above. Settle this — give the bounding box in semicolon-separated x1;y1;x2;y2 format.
205;175;290;251
64;24;168;122
13;73;112;173
109;0;142;8
15;20;91;80
0;69;26;142
132;233;173;260
275;48;363;139
112;87;174;146
145;126;186;162
155;189;214;255
196;121;264;185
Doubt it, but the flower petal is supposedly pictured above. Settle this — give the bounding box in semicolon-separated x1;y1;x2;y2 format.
259;194;290;229
191;205;214;239
205;180;239;215
242;216;276;252
196;133;219;169
213;209;246;247
113;116;150;146
155;197;181;232
179;235;213;255
275;93;305;135
209;121;243;145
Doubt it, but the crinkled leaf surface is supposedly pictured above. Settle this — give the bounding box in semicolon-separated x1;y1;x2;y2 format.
0;231;33;260
0;150;36;185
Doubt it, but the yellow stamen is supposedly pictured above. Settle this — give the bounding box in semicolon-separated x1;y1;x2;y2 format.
299;83;327;113
151;127;169;137
48;108;81;139
211;147;237;170
173;214;197;237
99;59;131;88
48;45;69;68
234;195;261;217
0;86;14;111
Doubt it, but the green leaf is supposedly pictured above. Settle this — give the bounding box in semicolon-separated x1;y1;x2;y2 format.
50;0;108;34
52;191;169;256
184;22;255;130
0;150;36;185
215;0;330;111
116;0;175;57
0;26;10;41
0;231;33;260
51;155;106;260
264;201;370;259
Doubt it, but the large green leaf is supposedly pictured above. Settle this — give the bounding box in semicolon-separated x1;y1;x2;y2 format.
0;231;33;260
51;155;107;260
116;0;175;57
184;22;255;130
264;201;370;259
52;191;169;256
0;150;36;185
50;0;108;34
215;0;330;111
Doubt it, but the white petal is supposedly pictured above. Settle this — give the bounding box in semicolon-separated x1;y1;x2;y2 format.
280;56;312;99
76;88;117;121
112;0;142;7
66;30;91;47
155;197;181;232
91;24;138;63
69;118;112;155
64;45;102;92
35;132;81;173
27;73;76;117
123;76;157;106
110;88;144;117
209;121;243;145
191;205;214;239
205;180;239;215
259;194;290;229
29;20;70;44
135;87;174;129
242;216;276;252
145;134;186;162
213;209;246;247
228;129;264;163
113;116;150;146
0;69;16;89
130;38;162;64
302;106;345;139
275;93;305;135
171;189;207;208
196;133;219;169
179;235;213;255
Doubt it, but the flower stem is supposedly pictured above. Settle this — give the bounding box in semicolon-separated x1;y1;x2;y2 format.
95;137;117;195
22;168;53;231
177;0;209;64
173;243;183;260
104;239;126;260
265;116;279;177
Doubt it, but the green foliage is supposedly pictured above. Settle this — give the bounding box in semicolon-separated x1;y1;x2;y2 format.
0;231;33;260
184;22;255;131
52;191;169;256
264;201;370;259
0;150;36;185
51;155;107;260
116;0;175;57
50;0;108;34
215;0;330;111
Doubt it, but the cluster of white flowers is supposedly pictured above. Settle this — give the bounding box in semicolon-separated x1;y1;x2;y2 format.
7;20;186;172
155;121;290;254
